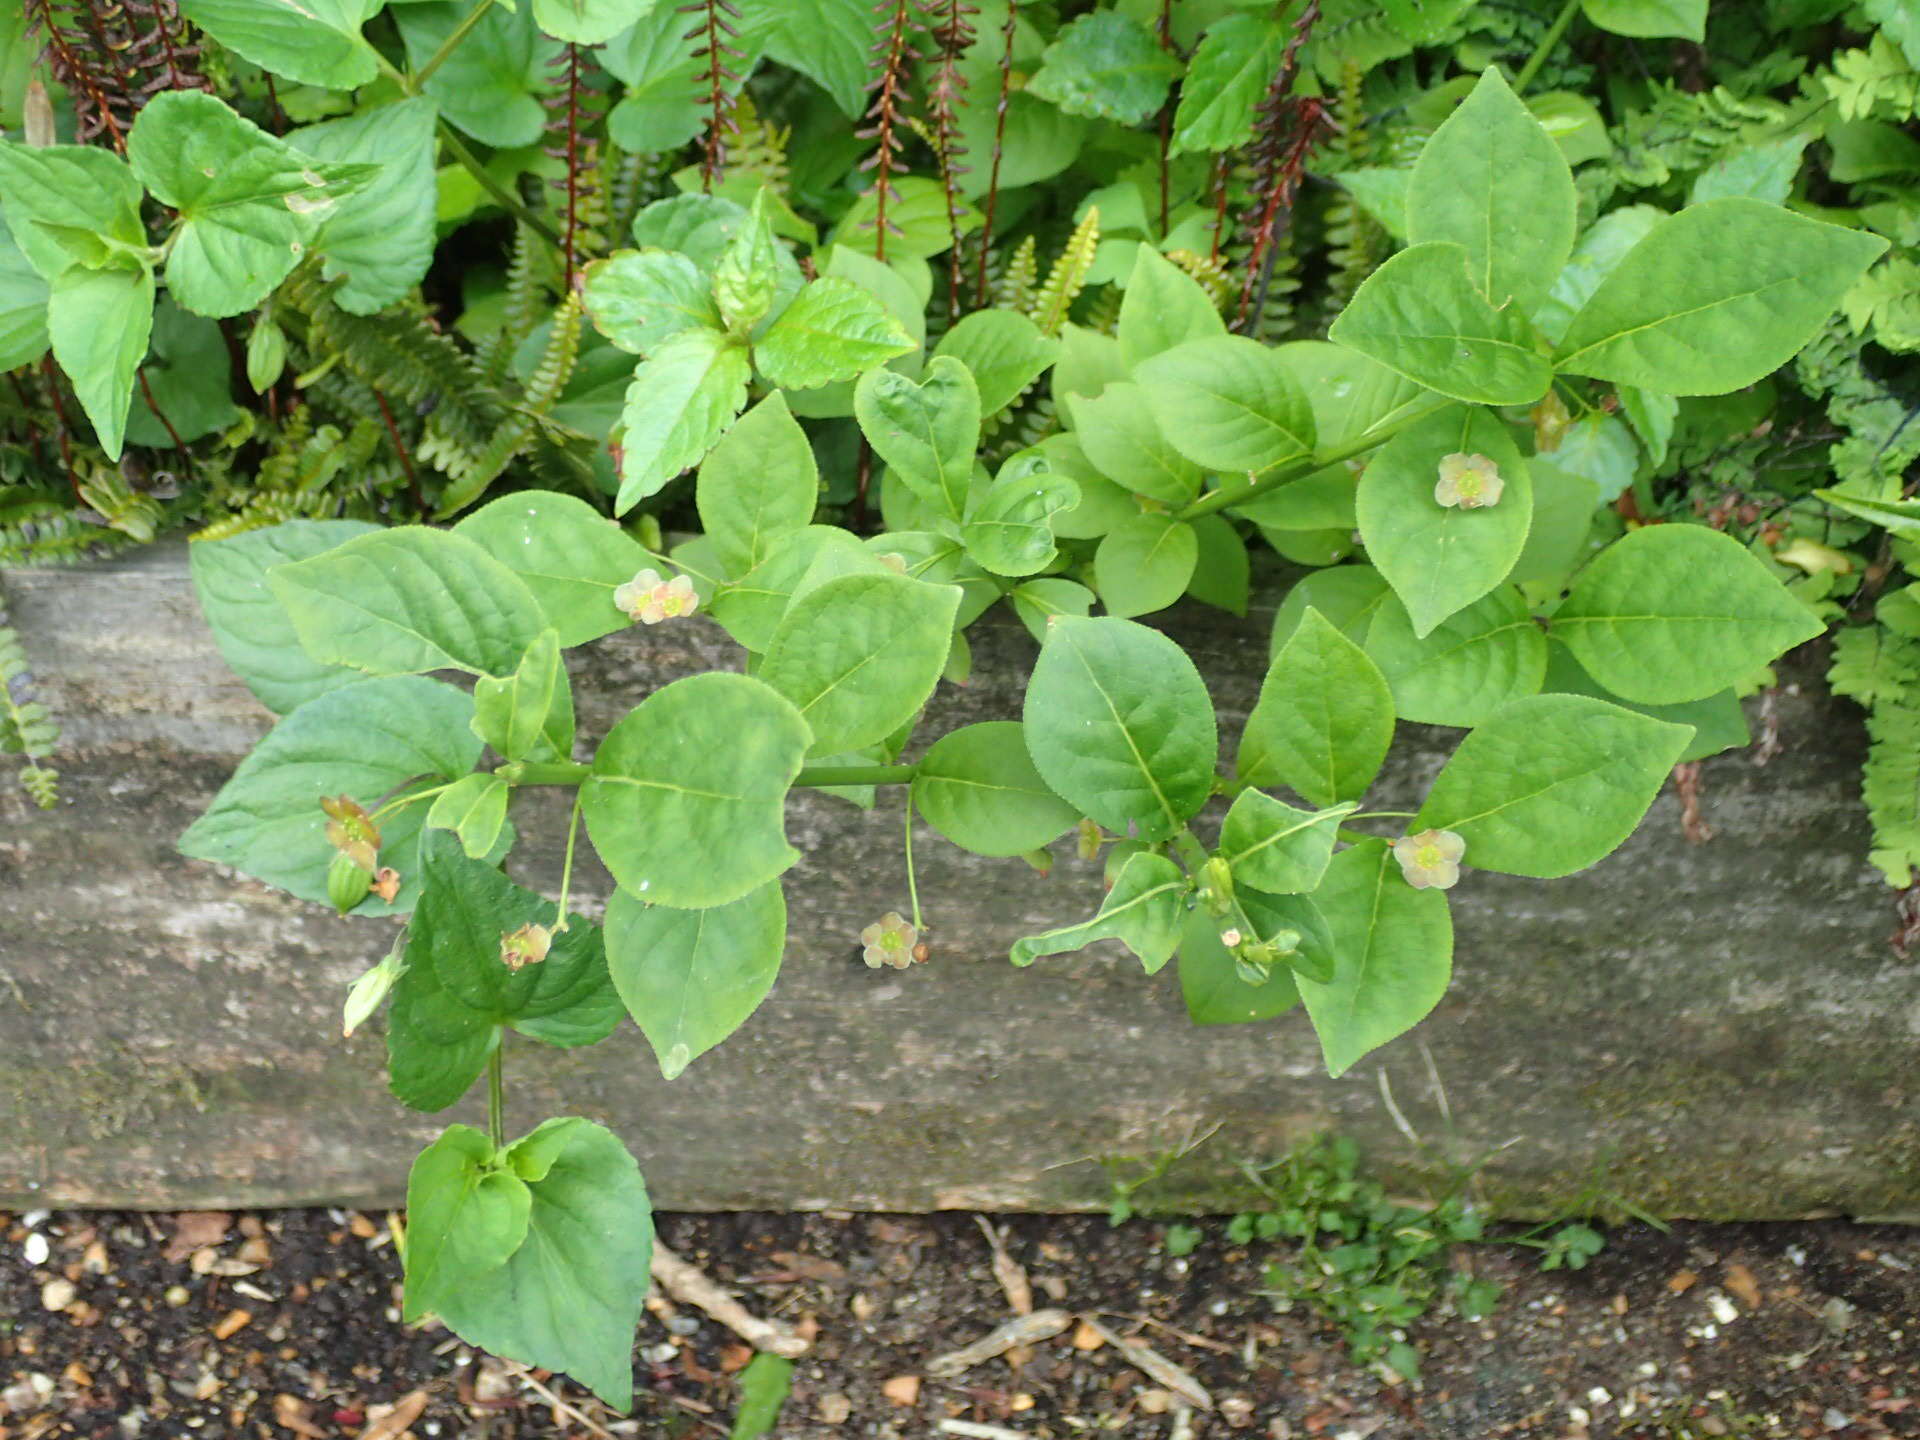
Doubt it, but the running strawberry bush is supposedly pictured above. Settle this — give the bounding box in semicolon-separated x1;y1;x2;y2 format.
0;0;1895;1411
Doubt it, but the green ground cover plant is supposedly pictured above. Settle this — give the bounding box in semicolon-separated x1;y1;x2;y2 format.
3;0;1914;1409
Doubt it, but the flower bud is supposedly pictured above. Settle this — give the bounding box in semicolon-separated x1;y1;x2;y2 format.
327;851;372;915
500;922;553;971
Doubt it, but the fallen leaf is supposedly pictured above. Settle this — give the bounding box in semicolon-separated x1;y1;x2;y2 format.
767;1250;847;1282
1667;1269;1697;1294
881;1374;922;1407
273;1394;329;1439
1723;1263;1762;1309
164;1212;232;1263
360;1389;430;1440
212;1309;252;1341
1072;1321;1107;1352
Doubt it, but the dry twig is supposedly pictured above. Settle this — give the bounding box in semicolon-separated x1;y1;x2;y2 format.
651;1242;811;1357
1074;1317;1212;1411
926;1309;1073;1377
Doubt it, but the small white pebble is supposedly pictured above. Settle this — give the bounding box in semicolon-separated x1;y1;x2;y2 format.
22;1208;49;1228
1567;1406;1591;1426
1785;1244;1807;1265
40;1278;76;1311
23;1232;50;1266
1587;1386;1612;1406
1638;1361;1659;1377
1824;1409;1851;1431
1707;1291;1740;1324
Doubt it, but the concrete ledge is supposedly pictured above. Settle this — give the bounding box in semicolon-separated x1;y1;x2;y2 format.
3;545;1916;1219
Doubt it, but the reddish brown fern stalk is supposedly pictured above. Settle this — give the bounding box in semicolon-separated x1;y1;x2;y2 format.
543;43;606;287
680;0;745;192
859;0;923;263
923;0;977;318
1234;0;1325;332
24;0;208;152
974;2;1017;305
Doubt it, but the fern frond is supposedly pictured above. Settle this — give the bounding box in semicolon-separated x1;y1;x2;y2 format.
0;595;59;809
1028;208;1099;337
995;236;1038;314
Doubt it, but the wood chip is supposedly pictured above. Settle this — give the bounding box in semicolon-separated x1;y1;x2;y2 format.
938;1422;1031;1440
1074;1317;1212;1412
1667;1269;1698;1294
272;1394;328;1440
348;1212;379;1239
817;1392;854;1424
211;1310;251;1341
882;1374;922;1407
1072;1321;1107;1352
651;1241;810;1357
359;1388;430;1440
926;1310;1074;1378
974;1217;1033;1316
1723;1263;1763;1309
163;1212;231;1263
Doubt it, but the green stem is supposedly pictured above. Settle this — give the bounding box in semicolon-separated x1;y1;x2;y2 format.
499;759;592;786
413;0;495;89
435;120;563;248
1174;402;1452;522
794;763;918;787
903;791;924;930
487;1045;505;1150
553;791;583;932
1512;0;1581;95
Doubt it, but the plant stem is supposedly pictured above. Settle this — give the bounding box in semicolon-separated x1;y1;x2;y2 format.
1175;401;1451;522
903;791;924;930
413;0;496;89
1513;0;1581;95
436;120;563;247
499;759;592;785
794;763;918;787
487;1045;505;1149
553;792;583;931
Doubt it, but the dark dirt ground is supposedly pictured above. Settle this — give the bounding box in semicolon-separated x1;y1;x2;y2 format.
0;1207;1915;1440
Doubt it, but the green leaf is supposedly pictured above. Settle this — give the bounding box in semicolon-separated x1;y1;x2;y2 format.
1118;246;1226;370
1405;68;1575;315
402;1127;531;1325
1134;336;1316;474
1275;339;1430;451
1415;693;1694;876
1543;641;1758;768
1095;513;1199;619
606;881;785;1079
0;218;48;372
1550;524;1823;704
1028;11;1180;127
707;525;869;653
1011;851;1189;972
582;672;810;908
426;773;511;858
1270;566;1393;658
829;176;982;261
712;191;782;331
1220;790;1352;894
269;527;550;679
1356;404;1533;636
754;277;915;389
602;6;712;152
854;358;980;521
1530;205;1664;348
535;0;655;44
1023;616;1217;842
1581;0;1705;39
1178;902;1303;1026
615;328;752;513
1171;12;1289;155
431;1117;652;1410
962;461;1078;578
581;249;721;356
473;629;573;763
189;519;382;715
1240;609;1395;807
1552;200;1888;396
912;721;1080;857
1186;513;1251;616
455;492;650;649
1814;488;1920;539
730;1353;796;1440
175;0;381;90
0;143;145;281
697;392;818;577
179;675;482;914
1365;587;1547;727
1010;576;1096;642
1328;243;1553;406
123;300;243;448
46;263;153;461
403;832;622;1047
128;92;375;318
739;0;872;114
289;96;439;316
1690;135;1810;206
932;310;1059;416
1066;384;1203;506
759;572;961;755
1298;840;1453;1077
1510;461;1599;587
399;1;561;148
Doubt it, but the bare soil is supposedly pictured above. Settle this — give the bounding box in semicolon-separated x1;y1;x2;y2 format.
0;1208;1915;1439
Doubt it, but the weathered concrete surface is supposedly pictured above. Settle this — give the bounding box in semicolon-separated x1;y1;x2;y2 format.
2;544;1917;1219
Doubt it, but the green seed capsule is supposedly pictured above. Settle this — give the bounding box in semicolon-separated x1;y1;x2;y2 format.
327;851;372;916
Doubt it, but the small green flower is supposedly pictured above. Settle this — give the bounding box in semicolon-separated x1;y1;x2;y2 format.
860;911;918;970
1434;453;1504;510
614;568;700;625
1392;828;1466;890
500;922;553;971
321;794;380;872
